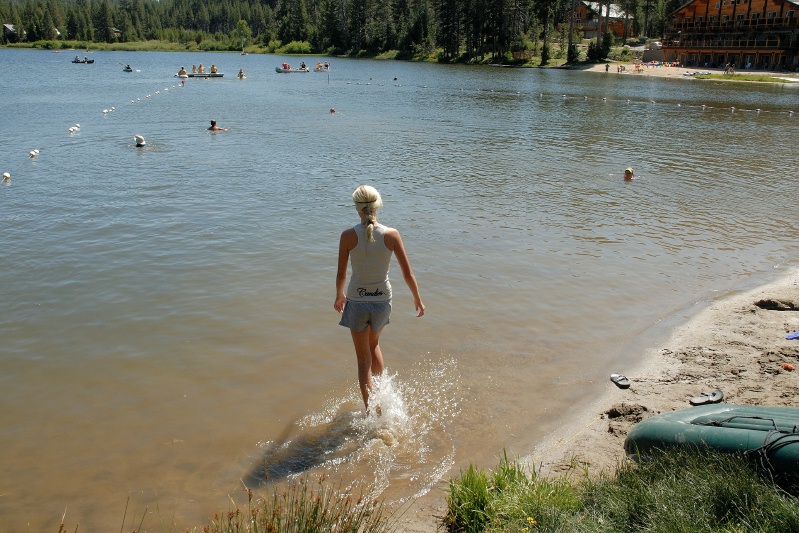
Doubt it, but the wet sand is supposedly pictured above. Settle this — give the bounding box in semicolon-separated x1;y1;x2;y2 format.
397;266;799;531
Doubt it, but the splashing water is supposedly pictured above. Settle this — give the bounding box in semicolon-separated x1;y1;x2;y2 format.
247;356;461;503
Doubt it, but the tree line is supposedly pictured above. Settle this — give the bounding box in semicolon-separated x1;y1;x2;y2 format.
0;0;681;61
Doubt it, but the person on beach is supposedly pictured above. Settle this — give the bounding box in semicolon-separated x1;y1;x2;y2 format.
624;167;635;181
334;185;425;411
208;120;227;131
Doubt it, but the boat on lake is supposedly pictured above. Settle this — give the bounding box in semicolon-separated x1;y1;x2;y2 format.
122;66;133;72
625;404;799;480
314;62;331;72
72;58;94;64
187;72;224;78
276;63;309;73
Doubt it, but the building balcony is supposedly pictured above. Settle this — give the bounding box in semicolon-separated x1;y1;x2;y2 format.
668;16;798;33
662;36;791;50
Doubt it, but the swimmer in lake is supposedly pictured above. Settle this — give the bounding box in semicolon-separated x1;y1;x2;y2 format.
624;167;635;180
208;120;228;131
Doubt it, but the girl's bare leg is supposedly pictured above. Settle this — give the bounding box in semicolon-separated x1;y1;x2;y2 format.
351;326;384;409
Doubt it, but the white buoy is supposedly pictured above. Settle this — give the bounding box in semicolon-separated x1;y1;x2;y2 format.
2;172;10;181
68;127;75;134
74;124;80;129
134;134;146;147
34;149;39;155
110;107;115;111
730;106;735;112
29;150;36;158
102;109;108;114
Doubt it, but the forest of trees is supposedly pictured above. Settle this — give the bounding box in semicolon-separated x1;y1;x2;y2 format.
0;0;681;61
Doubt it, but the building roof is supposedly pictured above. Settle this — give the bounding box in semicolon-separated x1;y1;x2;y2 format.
583;1;627;19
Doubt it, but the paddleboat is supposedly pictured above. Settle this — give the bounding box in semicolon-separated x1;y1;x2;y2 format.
625;404;799;480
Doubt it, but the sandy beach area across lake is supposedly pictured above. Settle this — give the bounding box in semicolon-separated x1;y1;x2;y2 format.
580;61;799;81
397;266;799;531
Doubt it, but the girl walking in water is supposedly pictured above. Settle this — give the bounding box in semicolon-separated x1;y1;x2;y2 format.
334;185;425;411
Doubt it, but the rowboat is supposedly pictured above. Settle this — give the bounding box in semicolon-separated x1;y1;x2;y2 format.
275;66;309;73
72;59;94;64
625;404;799;480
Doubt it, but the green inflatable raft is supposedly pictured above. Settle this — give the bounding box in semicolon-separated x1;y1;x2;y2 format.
624;404;799;479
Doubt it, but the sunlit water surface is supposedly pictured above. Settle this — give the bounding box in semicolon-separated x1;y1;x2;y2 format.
1;49;798;530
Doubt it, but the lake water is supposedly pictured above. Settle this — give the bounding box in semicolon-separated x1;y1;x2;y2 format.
1;48;798;530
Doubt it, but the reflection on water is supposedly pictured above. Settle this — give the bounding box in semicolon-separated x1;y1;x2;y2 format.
1;48;799;530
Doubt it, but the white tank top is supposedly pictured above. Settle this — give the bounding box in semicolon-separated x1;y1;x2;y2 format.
346;223;393;302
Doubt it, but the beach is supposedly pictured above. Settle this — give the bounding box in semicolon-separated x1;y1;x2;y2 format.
581;61;799;81
397;266;799;531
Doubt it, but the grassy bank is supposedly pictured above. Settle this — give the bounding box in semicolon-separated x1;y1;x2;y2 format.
693;73;798;83
444;449;799;532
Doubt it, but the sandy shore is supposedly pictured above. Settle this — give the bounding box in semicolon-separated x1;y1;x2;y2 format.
533;266;799;476
396;266;799;530
581;61;799;81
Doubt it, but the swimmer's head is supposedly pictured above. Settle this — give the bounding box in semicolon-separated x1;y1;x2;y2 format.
624;167;634;180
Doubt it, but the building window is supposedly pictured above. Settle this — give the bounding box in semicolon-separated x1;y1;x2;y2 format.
787;10;795;18
768;11;776;18
696;16;704;21
751;12;759;19
715;2;720;7
710;15;717;21
736;14;744;20
722;0;727;5
722;14;730;21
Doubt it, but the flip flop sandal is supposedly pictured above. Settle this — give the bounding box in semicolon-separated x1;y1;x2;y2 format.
610;374;631;389
689;389;724;406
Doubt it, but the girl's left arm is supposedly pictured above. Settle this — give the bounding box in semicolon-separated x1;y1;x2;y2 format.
386;228;425;317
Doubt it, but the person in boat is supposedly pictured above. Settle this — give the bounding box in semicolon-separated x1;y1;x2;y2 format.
75;54;80;62
210;64;218;74
178;66;187;76
300;61;307;70
281;62;290;70
334;185;425;412
208;120;228;132
192;64;197;73
238;69;245;78
125;64;132;70
198;64;205;73
624;167;635;181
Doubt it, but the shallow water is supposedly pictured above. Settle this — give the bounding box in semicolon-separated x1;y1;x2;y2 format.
1;48;798;530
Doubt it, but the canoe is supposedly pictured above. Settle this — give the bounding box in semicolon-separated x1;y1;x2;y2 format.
187;73;224;78
275;67;309;73
625;404;799;479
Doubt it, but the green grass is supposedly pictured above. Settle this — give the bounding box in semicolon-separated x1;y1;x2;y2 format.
444;449;799;532
693;73;796;83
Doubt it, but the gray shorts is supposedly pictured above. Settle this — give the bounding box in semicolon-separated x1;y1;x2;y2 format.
339;300;391;332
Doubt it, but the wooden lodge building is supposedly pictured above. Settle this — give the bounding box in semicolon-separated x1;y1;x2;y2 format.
662;0;799;70
563;1;628;39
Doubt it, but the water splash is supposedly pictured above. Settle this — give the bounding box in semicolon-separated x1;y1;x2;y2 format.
247;356;461;503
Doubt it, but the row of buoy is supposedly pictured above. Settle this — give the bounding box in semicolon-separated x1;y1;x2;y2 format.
536;92;795;115
4;81;187;186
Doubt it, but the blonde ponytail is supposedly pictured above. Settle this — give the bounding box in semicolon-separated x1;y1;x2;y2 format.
352;185;383;243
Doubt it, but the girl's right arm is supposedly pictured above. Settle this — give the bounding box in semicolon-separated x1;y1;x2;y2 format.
334;229;357;313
